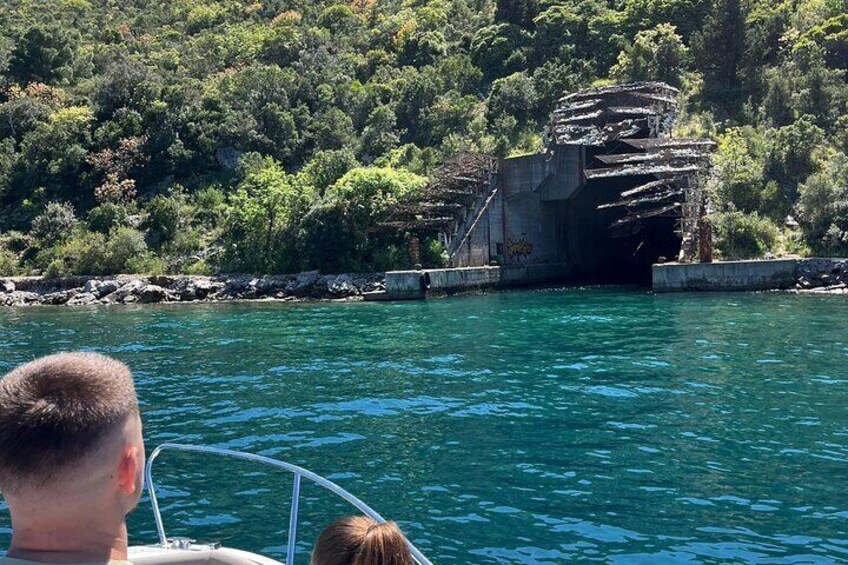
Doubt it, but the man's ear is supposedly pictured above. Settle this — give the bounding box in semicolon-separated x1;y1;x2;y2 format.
117;446;140;495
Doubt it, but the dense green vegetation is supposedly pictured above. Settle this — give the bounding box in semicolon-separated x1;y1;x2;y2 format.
0;0;846;275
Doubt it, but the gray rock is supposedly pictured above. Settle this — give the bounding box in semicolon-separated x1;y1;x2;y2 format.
110;279;147;303
0;291;36;306
224;276;252;295
40;289;78;305
83;279;121;298
138;284;167;304
83;279;98;294
256;276;286;295
173;277;207;301
66;292;98;306
289;270;320;296
180;278;219;300
99;279;121;297
327;274;357;296
194;279;218;299
1;280;15;293
242;278;261;299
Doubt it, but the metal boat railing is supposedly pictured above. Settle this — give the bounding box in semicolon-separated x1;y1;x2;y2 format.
145;443;434;565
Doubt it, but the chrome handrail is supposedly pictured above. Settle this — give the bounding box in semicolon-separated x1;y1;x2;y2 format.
145;443;433;565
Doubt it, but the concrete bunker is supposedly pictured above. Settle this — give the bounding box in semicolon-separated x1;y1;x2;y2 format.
379;82;715;285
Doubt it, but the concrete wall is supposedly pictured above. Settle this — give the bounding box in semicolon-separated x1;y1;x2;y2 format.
540;146;583;201
500;153;549;198
380;264;571;300
499;146;584;268
451;204;491;268
653;259;798;292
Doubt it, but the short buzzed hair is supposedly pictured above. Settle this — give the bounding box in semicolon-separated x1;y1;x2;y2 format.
0;352;139;493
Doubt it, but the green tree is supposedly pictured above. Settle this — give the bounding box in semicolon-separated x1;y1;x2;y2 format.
487;72;539;127
298;167;426;272
470;24;532;80
610;24;689;87
360;105;401;159
299;149;358;196
796;151;848;255
8;26;79;85
691;0;746;109
764;116;825;203
14;106;94;203
144;194;183;247
495;0;538;29
220;158;309;273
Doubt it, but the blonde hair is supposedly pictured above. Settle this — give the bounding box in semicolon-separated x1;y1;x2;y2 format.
312;516;414;565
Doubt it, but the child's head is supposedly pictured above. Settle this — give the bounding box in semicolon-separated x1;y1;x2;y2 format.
311;516;414;565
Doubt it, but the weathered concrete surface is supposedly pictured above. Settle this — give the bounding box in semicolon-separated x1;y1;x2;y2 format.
500;146;582;268
652;259;848;292
375;264;571;300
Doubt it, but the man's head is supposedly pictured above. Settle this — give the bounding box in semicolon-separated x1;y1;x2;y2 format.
0;352;144;519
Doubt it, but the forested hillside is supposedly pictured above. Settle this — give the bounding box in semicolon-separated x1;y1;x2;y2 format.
0;0;846;276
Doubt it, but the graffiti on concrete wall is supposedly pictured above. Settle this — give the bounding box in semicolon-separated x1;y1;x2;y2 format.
507;237;533;260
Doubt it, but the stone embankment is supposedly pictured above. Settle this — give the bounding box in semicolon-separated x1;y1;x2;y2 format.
0;272;385;307
793;258;848;294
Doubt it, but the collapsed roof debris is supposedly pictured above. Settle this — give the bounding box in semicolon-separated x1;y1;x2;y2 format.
559;82;716;260
375;153;498;233
548;82;679;146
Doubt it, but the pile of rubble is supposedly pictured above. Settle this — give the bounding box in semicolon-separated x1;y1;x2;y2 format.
0;272;385;307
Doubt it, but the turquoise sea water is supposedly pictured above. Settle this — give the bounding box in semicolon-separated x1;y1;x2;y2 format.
0;288;847;564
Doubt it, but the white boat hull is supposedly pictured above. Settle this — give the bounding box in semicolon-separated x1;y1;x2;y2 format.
130;544;286;565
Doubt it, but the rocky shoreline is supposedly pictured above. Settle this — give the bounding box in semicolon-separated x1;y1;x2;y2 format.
0;272;385;307
790;258;848;294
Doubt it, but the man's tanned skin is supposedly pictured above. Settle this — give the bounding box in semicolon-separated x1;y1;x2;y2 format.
0;353;145;564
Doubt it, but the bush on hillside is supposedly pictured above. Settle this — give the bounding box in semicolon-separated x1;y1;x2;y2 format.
712;210;780;260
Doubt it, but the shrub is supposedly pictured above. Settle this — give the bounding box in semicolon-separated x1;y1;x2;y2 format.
796;152;848;256
104;227;149;273
126;252;166;275
62;227;149;275
87;203;129;234
94;173;137;204
43;258;68;278
30;201;78;244
144;194;182;247
0;249;19;276
0;231;31;254
712;210;780;260
421;237;448;268
193;186;226;224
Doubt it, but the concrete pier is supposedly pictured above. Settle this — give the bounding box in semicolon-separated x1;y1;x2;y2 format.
652;258;847;292
368;264;571;300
